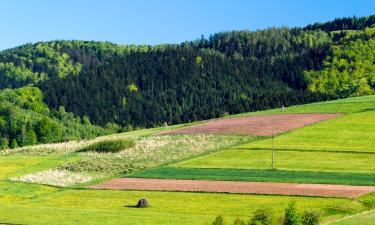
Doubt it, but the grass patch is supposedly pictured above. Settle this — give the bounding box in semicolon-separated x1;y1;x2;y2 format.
0;181;372;225
79;139;135;153
239;111;375;153
329;209;375;225
0;155;79;180
128;167;375;186
10;169;93;187
172;149;375;173
60;135;255;177
0;134;256;187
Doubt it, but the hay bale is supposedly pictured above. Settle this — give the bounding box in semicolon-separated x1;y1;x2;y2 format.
136;198;149;208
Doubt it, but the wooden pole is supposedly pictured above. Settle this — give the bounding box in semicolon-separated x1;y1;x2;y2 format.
271;133;275;169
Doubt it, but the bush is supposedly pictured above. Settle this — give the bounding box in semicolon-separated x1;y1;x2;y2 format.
124;124;133;132
10;139;19;148
233;218;246;225
301;210;320;225
212;215;227;225
104;122;122;133
0;137;9;150
79;139;135;153
284;201;300;225
250;208;274;225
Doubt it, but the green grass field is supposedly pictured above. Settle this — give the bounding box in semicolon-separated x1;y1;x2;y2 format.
131;97;375;188
1;95;375;224
128;167;375;186
330;210;375;225
172;149;375;173
1;132;254;187
0;155;79;179
1;181;374;225
239;110;375;153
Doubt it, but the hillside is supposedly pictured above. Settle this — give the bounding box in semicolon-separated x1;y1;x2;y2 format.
0;14;374;148
1;94;375;225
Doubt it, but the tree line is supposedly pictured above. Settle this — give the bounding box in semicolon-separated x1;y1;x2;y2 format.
0;87;110;149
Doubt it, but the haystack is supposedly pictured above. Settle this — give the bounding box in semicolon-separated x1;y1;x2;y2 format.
136;198;149;208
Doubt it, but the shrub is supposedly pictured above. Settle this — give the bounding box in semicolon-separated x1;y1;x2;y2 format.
0;137;9;150
124;124;133;132
250;208;274;225
278;215;285;225
284;201;300;225
212;215;227;225
104;122;122;133
233;218;246;225
301;210;320;225
79;139;135;153
10;139;19;148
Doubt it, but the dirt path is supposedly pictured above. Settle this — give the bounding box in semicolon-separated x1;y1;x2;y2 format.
90;178;375;198
163;114;341;136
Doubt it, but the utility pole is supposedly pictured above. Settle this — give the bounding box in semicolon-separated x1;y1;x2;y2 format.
271;134;275;169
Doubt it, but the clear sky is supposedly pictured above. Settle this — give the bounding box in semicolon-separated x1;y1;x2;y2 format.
0;0;374;50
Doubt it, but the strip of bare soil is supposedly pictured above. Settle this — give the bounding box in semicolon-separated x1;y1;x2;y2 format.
90;178;375;198
163;114;341;136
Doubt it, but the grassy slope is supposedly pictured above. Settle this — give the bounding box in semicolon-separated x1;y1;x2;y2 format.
0;155;79;179
241;110;375;153
128;167;375;186
1;95;375;224
328;193;375;225
131;95;375;186
330;210;375;225
172;149;375;173
0;181;372;225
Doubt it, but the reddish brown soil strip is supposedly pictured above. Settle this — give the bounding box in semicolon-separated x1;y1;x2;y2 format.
163;114;341;136
91;178;375;198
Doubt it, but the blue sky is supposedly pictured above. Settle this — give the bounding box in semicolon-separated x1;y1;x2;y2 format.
0;0;374;50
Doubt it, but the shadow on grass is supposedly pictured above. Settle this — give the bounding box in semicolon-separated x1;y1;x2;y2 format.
124;205;150;209
124;205;138;208
360;107;375;112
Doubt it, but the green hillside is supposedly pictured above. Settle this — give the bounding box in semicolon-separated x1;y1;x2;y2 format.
1;14;375;225
131;95;375;186
0;15;373;133
1;95;375;225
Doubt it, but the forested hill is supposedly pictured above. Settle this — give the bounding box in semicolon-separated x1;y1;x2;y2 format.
0;15;374;135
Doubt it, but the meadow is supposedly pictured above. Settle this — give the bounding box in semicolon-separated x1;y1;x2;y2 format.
131;97;375;189
129;168;375;186
330;209;375;225
1;181;374;225
240;111;375;153
1;95;375;224
1;124;254;187
172;149;375;173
